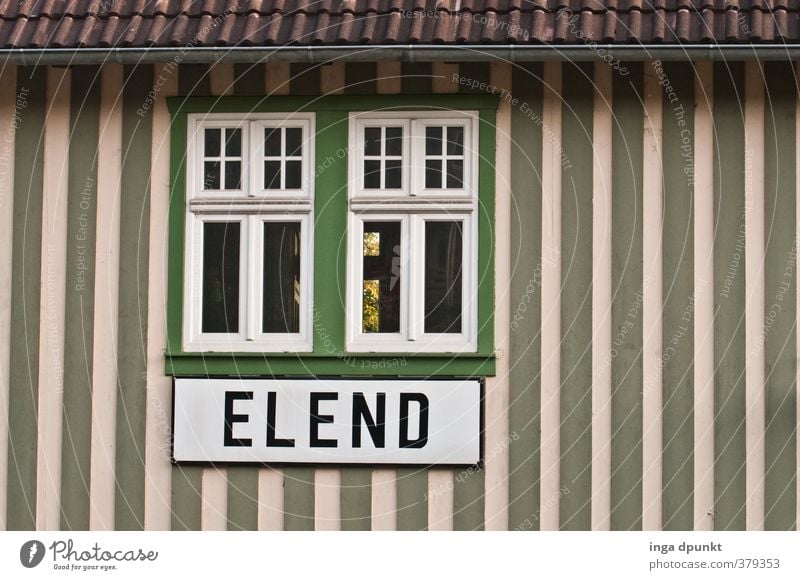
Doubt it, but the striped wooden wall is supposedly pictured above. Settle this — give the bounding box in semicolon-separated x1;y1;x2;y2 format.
0;59;797;531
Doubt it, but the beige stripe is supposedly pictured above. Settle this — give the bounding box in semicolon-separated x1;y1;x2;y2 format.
0;65;18;531
257;469;284;530
266;62;290;95
200;467;228;531
540;61;562;531
370;61;399;532
427;469;453;530
36;66;71;530
431;63;459;93
90;64;123;531
321;61;345;95
196;63;232;531
143;63;180;530
376;62;401;94
744;61;766;531
693;61;715;531
314;468;341;530
209;62;234;98
642;65;665;531
591;62;613;532
484;61;511;531
796;62;800;531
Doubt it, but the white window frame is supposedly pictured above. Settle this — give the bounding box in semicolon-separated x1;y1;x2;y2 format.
184;113;315;353
346;111;479;353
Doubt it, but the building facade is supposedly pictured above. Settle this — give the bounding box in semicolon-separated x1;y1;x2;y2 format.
0;1;798;531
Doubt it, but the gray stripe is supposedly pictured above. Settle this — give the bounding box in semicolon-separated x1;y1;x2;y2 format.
60;65;101;531
660;62;696;531
114;64;153;530
763;61;797;531
341;467;371;530
396;468;427;530
610;63;644;531
284;466;315;530
5;66;46;530
712;61;747;531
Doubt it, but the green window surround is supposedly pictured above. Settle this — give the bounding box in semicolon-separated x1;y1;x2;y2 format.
166;95;498;377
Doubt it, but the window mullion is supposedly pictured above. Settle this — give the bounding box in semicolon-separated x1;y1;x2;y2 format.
407;214;420;342
245;214;258;341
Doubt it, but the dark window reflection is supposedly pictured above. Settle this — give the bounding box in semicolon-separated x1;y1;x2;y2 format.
363;222;401;333
202;222;240;333
263;222;301;333
424;221;463;333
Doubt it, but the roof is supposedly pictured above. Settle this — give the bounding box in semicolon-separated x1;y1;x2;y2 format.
0;0;798;50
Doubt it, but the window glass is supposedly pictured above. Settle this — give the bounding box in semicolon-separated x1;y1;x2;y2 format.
362;222;401;333
424;221;463;333
203;128;242;190
202;222;240;333
263;126;303;190
362;126;403;190
263;222;301;333
424;125;464;189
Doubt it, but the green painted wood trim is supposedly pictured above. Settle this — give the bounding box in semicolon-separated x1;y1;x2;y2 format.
60;65;101;531
290;63;322;96
508;62;543;531
344;62;377;95
610;63;644;531
114;64;153;530
763;61;797;531
401;62;433;94
559;62;594;531
396;468;427;530
169;64;210;530
712;62;747;531
226;467;259;530
284;466;315;530
165;96;497;377
170;465;203;530
234;63;265;97
6;66;46;531
660;62;696;531
340;467;371;530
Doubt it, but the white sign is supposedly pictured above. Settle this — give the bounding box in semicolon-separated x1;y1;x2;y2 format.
173;378;481;464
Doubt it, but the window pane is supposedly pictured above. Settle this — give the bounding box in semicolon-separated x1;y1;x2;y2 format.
426;126;442;156
225;128;241;156
364;160;381;189
362;222;401;333
285;160;302;189
285;127;302;157
202;222;240;333
385;126;403;156
264;161;281;189
224;161;241;190
424;221;463;333
385;159;402;189
203;161;221;190
446;159;463;189
263;222;301;333
205;128;221;157
425;159;442;189
265;128;281;157
364;127;381;156
446;126;464;156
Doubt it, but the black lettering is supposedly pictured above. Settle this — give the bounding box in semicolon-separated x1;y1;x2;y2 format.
266;392;295;447
310;392;338;448
352;392;386;448
399;393;429;449
224;391;253;447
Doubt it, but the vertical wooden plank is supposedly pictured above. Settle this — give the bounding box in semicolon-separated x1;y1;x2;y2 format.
36;66;71;530
693;61;716;531
540;61;562;532
763;61;797;530
400;62;432;94
290;63;322;95
508;62;543;532
0;65;17;531
591;62;613;531
559;62;593;531
6;66;46;531
610;62;644;531
344;63;377;95
90;63;123;531
144;61;179;531
642;63;664;531
744;60;766;531
61;65;100;531
660;61;696;531
114;64;153;530
713;61;747;531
